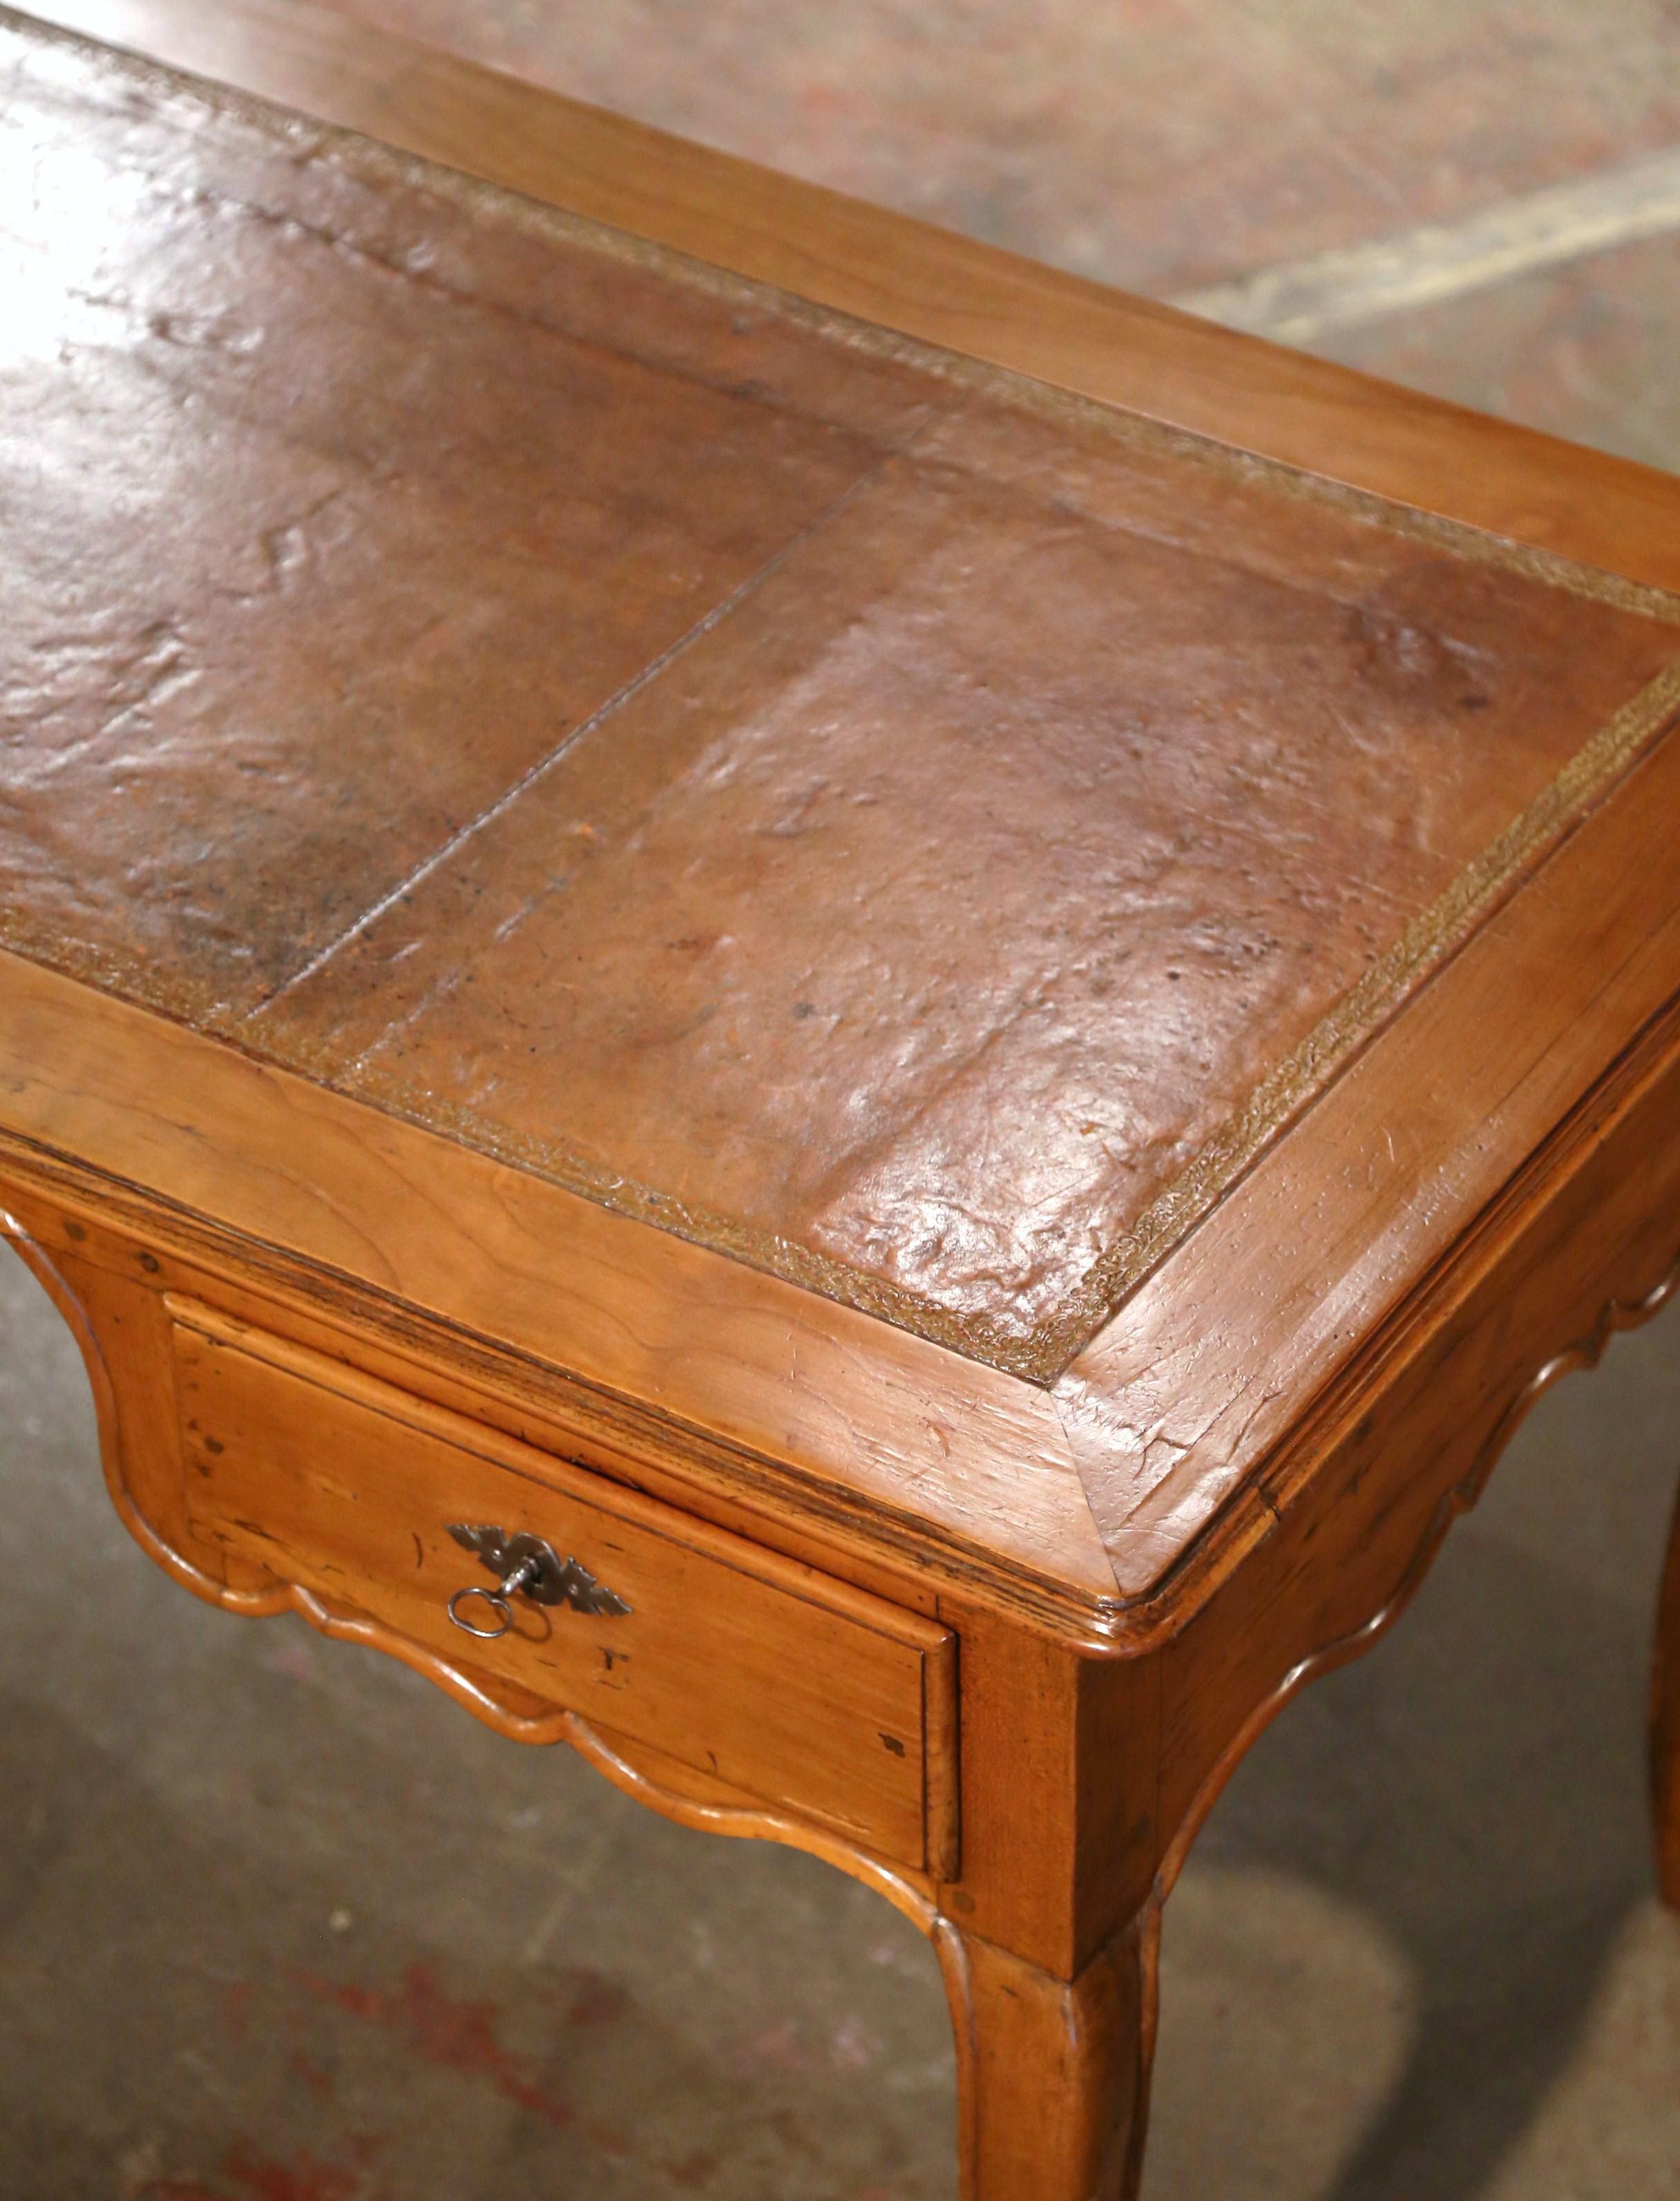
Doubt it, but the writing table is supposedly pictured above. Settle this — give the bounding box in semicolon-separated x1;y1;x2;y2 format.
4;3;1680;2191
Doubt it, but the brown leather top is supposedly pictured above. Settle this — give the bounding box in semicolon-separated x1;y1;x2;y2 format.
7;15;1680;1380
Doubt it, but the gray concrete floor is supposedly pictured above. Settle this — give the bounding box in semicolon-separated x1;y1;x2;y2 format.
7;1;1680;2193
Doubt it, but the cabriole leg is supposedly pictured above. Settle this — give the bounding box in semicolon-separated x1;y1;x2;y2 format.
1654;1469;1680;1911
935;1909;1160;2201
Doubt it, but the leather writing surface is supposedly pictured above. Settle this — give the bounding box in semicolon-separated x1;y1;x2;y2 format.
5;17;1680;1376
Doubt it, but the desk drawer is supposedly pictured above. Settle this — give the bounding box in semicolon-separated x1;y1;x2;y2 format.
169;1301;956;1874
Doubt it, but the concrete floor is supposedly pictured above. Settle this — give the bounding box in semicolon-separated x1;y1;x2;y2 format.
6;2;1680;2194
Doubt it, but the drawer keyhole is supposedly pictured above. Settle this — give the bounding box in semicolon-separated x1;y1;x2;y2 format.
446;1523;633;1639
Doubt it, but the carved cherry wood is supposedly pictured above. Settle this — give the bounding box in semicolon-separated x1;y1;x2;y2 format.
1;1207;957;1920
3;8;1680;2195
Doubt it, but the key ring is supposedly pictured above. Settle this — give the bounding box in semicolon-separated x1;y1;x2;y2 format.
447;1550;542;1639
447;1582;517;1638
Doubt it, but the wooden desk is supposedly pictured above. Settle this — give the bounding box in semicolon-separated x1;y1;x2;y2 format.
3;5;1679;2190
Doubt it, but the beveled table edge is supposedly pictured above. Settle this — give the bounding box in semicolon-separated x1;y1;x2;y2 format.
0;950;1130;1642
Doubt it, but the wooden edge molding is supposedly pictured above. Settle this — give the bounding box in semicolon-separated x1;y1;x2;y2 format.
0;951;1119;1646
1083;957;1680;1643
1152;1243;1680;1909
921;1621;962;1886
163;1288;958;1661
0;1138;1114;1646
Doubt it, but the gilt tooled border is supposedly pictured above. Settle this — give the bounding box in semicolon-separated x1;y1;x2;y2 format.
10;12;1680;1384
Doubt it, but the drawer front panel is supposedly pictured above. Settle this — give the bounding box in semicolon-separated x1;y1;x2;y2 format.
171;1304;954;1872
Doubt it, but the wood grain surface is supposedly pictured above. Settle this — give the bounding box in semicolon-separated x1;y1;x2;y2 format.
1062;721;1680;1601
171;1298;956;1872
935;1914;1158;2201
0;960;1116;1632
0;1206;960;1923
